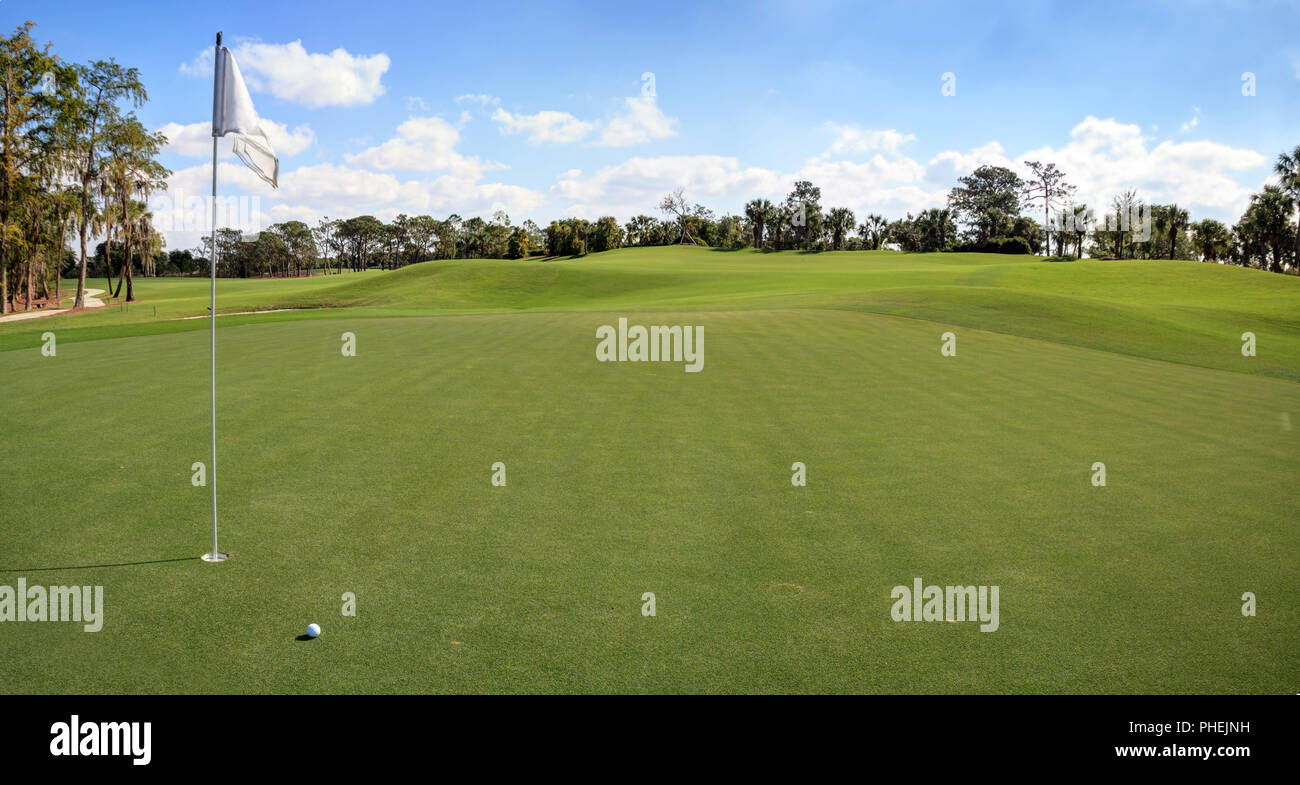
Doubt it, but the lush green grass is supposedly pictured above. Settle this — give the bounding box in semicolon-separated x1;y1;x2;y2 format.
7;249;1298;380
1;248;1296;692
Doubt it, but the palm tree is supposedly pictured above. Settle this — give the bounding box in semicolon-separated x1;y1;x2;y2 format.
767;204;790;250
1243;185;1295;273
914;208;954;251
1165;204;1188;260
91;163;119;296
1066;204;1091;258
826;207;855;250
857;215;886;250
122;199;152;299
70;60;148;309
1276;145;1300;270
1192;219;1230;263
744;198;772;249
866;214;887;250
49;187;79;300
101;115;166;300
1233;211;1261;268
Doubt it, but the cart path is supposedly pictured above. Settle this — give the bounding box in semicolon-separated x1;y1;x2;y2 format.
0;288;106;324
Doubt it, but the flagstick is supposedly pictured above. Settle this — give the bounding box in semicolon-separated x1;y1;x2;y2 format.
203;31;227;563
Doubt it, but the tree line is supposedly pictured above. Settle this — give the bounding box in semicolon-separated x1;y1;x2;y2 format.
5;20;1298;316
1;21;170;313
721;157;1298;272
103;146;1300;281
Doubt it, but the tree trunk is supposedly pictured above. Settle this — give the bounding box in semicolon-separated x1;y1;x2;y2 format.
38;249;50;300
0;189;8;314
55;212;68;300
126;247;135;301
114;231;129;299
75;197;89;309
1044;204;1049;256
105;226;118;296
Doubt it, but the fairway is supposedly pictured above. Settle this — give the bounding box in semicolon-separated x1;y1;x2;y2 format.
2;248;1297;693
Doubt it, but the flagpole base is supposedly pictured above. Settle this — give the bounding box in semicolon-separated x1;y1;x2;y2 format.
201;551;229;563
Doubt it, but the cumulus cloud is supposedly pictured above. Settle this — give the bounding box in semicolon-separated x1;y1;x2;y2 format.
276;163;541;216
158;119;316;158
924;141;1014;187
455;94;500;107
345;115;503;179
157;159;545;252
152;110;1270;252
180;40;389;108
794;155;940;216
1016;115;1266;217
820;124;917;157
552;155;781;218
154;111;544;251
488;93;678;149
593;94;677;147
1179;106;1201;133
491;107;595;144
550;115;1268;225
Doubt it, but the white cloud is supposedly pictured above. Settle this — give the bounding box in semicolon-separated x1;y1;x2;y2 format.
156;160;545;252
1016;115;1266;217
276;163;540;216
153;110;1271;252
795;155;940;216
491;107;594;144
345;115;503;179
552;155;781;218
158;119;316;158
180;40;390;108
406;96;429;112
153;110;545;251
177;49;211;77
820;124;916;157
924;141;1014;187
455;93;500;107
593;95;678;147
550;114;1269;225
1179;106;1201;133
487;93;677;149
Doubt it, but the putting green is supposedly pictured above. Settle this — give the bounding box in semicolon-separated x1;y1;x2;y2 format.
1;248;1296;692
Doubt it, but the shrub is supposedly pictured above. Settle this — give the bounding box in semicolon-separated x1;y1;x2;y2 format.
951;236;1033;254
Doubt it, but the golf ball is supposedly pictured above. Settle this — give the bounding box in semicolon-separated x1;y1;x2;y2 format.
305;623;321;638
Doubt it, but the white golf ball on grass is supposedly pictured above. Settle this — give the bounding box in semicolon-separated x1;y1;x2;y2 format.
305;623;321;638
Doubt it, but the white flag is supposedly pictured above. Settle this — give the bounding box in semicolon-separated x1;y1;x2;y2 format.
213;46;278;188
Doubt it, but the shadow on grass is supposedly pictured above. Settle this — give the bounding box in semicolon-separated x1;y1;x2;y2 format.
0;557;195;573
533;253;588;262
705;247;853;254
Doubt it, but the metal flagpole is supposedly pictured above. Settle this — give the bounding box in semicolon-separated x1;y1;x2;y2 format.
203;31;228;563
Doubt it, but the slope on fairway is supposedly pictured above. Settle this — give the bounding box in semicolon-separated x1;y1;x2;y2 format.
4;248;1298;382
0;304;1295;693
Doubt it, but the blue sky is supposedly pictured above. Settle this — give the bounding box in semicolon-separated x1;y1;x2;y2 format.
9;0;1300;248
